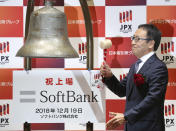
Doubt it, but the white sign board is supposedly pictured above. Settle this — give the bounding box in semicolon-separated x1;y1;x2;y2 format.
10;70;105;130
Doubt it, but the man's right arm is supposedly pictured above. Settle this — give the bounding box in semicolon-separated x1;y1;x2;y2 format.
103;75;126;97
100;62;127;97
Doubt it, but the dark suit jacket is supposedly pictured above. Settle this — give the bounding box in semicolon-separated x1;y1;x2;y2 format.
104;54;168;131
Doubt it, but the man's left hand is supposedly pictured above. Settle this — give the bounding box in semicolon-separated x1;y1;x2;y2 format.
106;112;126;130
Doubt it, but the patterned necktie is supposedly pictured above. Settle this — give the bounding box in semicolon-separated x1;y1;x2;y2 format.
134;59;142;73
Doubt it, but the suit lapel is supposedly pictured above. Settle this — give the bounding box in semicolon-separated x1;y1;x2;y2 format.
127;54;157;99
126;64;135;98
138;54;156;74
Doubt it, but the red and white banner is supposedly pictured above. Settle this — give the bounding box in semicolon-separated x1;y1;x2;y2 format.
164;100;176;131
156;37;176;68
0;38;23;68
105;37;137;68
65;37;104;69
65;6;105;37
106;0;146;6
106;6;146;37
65;0;105;6
0;0;22;6
0;0;175;130
147;6;176;37
147;0;176;6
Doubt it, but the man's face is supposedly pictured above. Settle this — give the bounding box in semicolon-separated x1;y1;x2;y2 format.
131;28;154;58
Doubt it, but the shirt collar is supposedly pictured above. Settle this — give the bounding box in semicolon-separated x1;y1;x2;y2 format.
140;51;155;63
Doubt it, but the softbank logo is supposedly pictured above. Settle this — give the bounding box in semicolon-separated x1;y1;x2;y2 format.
78;43;87;64
19;90;36;103
161;41;174;64
0;42;9;54
119;10;132;33
0;104;9;116
165;104;175;127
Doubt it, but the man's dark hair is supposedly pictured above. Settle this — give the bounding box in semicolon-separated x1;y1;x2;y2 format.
138;24;162;51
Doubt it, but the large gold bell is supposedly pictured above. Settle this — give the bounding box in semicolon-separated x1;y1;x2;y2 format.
16;2;78;58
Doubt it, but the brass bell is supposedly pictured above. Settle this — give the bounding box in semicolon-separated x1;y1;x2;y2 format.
16;1;79;58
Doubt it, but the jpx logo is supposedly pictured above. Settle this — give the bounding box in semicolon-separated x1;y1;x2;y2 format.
165;104;174;116
161;42;174;64
0;42;9;54
119;10;132;33
94;74;101;84
78;43;87;64
0;104;9;116
165;104;175;128
91;73;103;88
0;104;10;127
119;73;127;81
0;41;10;65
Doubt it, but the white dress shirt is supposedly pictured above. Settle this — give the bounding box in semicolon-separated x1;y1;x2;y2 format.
136;51;155;73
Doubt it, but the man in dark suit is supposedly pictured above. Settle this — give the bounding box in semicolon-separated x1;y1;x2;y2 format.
100;24;168;131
